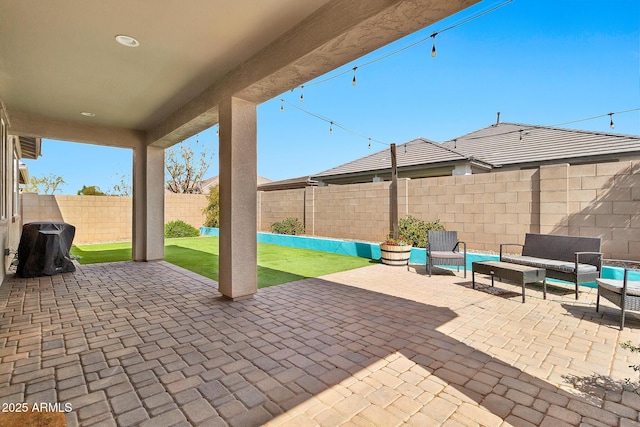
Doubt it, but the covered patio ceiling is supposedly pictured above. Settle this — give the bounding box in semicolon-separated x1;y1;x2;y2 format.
1;0;478;149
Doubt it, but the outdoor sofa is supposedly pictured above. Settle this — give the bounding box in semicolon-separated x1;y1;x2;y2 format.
500;233;602;300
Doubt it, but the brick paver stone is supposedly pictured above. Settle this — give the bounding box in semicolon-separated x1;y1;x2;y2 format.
0;261;639;426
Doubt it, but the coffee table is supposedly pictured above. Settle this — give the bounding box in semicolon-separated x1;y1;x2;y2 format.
472;260;546;303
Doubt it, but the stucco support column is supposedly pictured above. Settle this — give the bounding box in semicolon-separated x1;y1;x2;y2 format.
132;142;165;261
218;97;257;300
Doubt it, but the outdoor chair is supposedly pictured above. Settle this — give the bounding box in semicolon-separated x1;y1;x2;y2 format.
596;260;640;330
426;231;466;278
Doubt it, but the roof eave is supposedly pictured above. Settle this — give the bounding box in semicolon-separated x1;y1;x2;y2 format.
313;159;470;182
17;136;42;160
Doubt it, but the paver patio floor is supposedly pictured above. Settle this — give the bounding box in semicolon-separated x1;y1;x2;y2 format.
1;261;639;426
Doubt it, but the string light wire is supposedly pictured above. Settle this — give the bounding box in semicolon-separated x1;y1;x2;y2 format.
279;98;638;150
272;1;640;149
460;107;640;142
550;108;639;128
298;0;513;90
279;99;389;147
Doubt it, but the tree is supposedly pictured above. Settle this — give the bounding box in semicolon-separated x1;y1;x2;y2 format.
109;172;131;197
77;185;107;196
165;138;212;194
26;173;66;194
203;184;220;227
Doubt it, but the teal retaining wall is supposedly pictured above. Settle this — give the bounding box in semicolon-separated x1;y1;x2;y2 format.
201;227;382;259
200;227;636;286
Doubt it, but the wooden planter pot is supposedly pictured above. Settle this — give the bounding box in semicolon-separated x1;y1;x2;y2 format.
380;244;412;266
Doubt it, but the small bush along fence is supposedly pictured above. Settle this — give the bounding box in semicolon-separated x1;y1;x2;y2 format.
398;215;445;248
165;220;200;238
271;217;305;235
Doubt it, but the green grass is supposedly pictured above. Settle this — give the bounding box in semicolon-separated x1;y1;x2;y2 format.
71;236;374;288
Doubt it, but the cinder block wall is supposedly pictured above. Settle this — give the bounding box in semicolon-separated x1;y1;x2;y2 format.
257;160;639;260
312;181;393;241
564;161;640;260
21;194;132;244
21;193;207;244
259;189;305;232
406;169;539;252
21;160;640;260
165;193;208;229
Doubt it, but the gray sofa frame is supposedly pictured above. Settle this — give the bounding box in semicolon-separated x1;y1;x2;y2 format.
500;233;602;300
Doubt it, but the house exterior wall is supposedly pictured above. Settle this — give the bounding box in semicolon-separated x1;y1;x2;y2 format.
1;130;24;282
20;193;207;244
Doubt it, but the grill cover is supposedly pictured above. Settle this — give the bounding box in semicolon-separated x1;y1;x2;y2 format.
17;222;76;278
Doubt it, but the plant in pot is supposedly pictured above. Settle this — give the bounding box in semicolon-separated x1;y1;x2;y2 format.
379;216;445;266
379;234;412;266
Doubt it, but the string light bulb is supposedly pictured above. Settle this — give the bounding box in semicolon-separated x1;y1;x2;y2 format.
368;138;371;149
352;67;357;86
329;121;333;135
430;32;438;58
609;112;615;129
299;86;304;102
216;127;219;136
280;99;284;113
519;130;523;142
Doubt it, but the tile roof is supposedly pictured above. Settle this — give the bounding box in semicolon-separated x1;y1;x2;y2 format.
267;122;639;186
313;138;469;178
201;175;272;191
441;122;640;167
258;175;317;191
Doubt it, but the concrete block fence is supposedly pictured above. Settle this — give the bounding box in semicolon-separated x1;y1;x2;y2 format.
20;192;208;244
20;160;640;260
260;161;640;261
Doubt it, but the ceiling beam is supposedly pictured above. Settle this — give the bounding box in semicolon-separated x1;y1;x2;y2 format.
147;0;478;148
7;110;145;149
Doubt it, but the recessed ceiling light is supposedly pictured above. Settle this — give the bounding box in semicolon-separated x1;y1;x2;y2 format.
115;35;140;47
81;112;95;117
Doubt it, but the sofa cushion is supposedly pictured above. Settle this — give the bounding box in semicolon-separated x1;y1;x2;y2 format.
502;255;598;274
596;278;640;297
429;251;464;259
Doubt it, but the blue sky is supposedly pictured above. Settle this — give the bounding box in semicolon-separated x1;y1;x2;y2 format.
24;0;639;194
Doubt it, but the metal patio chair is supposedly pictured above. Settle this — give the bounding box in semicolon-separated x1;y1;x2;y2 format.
426;230;466;278
596;260;640;330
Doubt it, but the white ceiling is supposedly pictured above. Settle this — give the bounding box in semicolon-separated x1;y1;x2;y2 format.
0;0;331;130
0;0;477;148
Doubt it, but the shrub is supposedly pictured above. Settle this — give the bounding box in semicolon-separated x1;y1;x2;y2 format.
620;341;640;393
165;220;200;238
271;217;305;235
381;236;411;246
397;215;445;248
202;184;220;228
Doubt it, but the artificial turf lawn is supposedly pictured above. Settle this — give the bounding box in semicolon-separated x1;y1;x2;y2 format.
70;236;374;288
